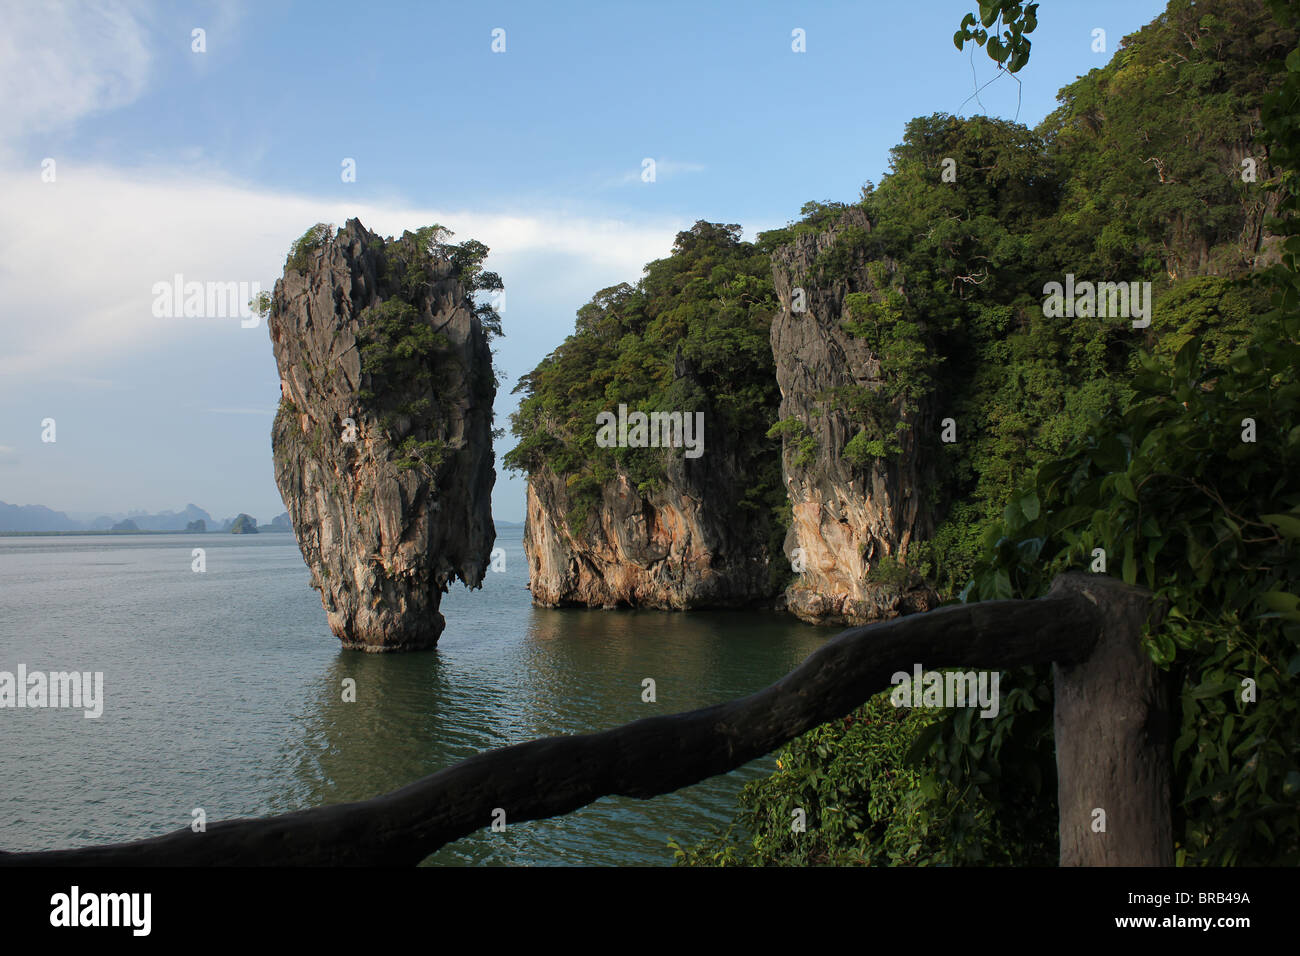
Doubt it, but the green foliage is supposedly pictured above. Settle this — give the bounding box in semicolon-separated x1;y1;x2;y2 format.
672;694;939;866
356;298;449;435
837;269;936;462
765;417;808;441
394;437;447;475
673;688;1057;866
303;222;503;471
923;0;1300;868
690;0;1297;868
810;224;870;282
506;221;788;570
842;430;890;466
286;223;333;272
385;225;451;298
952;299;1300;863
864;553;911;589
768;417;819;468
785;110;1074;590
954;2;1039;73
794;437;818;469
377;226;504;342
249;290;273;321
794;200;847;235
845;2;1290;596
229;513;258;534
1038;0;1293;282
1148;277;1269;369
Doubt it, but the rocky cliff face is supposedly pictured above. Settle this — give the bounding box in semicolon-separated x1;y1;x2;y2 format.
523;455;775;610
769;209;939;626
269;219;496;651
511;222;786;612
521;347;778;609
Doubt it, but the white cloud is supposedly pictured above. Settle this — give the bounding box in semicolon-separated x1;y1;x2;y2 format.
0;161;683;382
0;0;684;392
0;0;152;143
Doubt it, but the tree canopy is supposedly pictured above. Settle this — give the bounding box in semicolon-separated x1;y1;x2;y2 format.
681;0;1298;867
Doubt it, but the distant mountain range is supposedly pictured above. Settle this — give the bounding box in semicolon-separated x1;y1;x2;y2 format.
0;500;523;534
0;501;293;534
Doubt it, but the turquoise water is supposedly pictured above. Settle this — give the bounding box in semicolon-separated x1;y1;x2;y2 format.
0;533;829;865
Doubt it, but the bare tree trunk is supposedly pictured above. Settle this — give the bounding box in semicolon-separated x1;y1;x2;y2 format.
1054;581;1171;865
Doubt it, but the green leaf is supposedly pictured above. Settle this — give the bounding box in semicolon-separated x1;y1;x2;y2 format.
1261;513;1300;539
919;774;940;800
955;706;974;744
1183;774;1235;803
1150;630;1175;665
906;720;944;765
1173;336;1202;382
992;568;1013;599
1115;472;1138;503
1259;590;1300;614
1190;680;1240;700
1122;540;1137;585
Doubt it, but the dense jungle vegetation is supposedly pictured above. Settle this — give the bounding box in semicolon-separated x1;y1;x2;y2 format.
504;221;789;551
505;0;1297;865
670;0;1300;868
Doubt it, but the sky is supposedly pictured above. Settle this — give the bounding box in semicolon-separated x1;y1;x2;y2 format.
0;0;1169;524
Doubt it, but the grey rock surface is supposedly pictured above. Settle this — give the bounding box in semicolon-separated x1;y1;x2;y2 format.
269;219;496;651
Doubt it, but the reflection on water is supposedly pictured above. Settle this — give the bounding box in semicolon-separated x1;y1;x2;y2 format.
0;533;830;865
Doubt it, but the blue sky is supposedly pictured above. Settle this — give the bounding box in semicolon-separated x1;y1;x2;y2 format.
0;0;1168;524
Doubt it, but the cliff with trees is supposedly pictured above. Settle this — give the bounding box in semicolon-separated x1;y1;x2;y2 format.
269;219;500;651
676;0;1297;866
506;223;789;609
